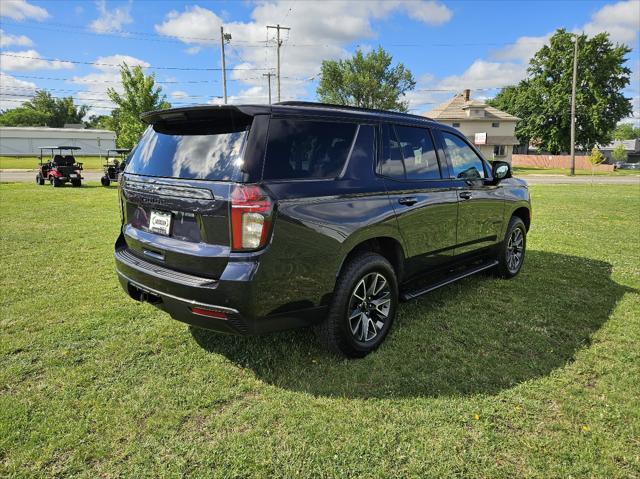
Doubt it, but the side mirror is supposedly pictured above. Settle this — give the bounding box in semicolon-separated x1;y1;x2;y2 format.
491;161;511;183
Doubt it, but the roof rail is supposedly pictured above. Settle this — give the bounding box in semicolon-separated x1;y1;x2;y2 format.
275;101;433;121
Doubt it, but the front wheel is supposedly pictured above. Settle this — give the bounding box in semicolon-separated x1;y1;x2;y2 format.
36;173;44;185
101;176;110;187
315;252;398;358
71;179;81;187
52;177;62;187
495;216;527;278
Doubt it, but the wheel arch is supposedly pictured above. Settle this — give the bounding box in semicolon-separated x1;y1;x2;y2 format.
338;236;406;283
511;206;531;231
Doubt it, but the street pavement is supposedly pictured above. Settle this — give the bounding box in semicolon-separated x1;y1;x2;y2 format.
1;170;639;185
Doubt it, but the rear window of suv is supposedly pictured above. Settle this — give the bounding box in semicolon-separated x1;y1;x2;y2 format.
125;121;249;181
263;119;357;180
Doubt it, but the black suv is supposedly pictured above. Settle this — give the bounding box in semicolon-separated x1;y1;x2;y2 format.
115;102;531;357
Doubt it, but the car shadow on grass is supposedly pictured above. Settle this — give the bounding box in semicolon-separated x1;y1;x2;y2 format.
190;251;635;399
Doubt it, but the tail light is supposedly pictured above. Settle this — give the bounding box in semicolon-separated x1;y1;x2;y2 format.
230;184;273;251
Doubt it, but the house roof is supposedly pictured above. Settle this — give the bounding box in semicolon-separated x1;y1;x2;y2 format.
424;93;520;121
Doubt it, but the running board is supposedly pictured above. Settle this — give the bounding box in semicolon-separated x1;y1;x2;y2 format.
401;260;499;301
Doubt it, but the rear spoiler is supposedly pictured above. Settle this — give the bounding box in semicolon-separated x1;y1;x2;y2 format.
140;105;269;125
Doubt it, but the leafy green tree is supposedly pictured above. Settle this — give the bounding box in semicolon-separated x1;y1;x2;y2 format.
589;146;605;166
613;123;640;140
107;64;170;148
611;143;627;163
23;90;88;127
488;29;632;154
317;47;416;112
0;90;88;127
0;107;51;126
85;114;114;130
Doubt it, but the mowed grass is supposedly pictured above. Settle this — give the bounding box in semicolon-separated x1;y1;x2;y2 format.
1;182;639;478
0;156;104;170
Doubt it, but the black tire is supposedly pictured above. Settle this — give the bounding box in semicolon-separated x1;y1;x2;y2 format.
101;176;110;187
36;173;44;185
52;177;62;187
71;179;81;187
495;216;527;278
315;252;398;358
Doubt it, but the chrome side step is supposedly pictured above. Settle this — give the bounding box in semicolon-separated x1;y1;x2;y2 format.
401;260;499;301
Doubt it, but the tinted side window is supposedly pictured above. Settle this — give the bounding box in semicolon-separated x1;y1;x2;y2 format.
442;132;486;179
394;125;441;180
263;119;357;180
346;125;375;180
380;124;405;179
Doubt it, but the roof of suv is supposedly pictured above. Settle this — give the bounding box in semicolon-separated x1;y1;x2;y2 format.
141;102;449;130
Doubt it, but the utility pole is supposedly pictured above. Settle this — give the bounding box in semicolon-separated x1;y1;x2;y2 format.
570;34;579;176
266;24;290;102
262;72;274;104
220;26;232;104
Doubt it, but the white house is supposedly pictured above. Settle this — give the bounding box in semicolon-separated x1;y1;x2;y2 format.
0;127;116;156
424;90;520;163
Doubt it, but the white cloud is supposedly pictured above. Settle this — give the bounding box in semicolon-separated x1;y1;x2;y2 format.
0;50;74;71
208;86;270;105
582;0;640;44
0;0;48;21
90;0;133;33
0;29;33;47
398;0;453;26
0;72;38;109
71;54;150;114
491;34;551;63
154;1;453;102
437;60;527;91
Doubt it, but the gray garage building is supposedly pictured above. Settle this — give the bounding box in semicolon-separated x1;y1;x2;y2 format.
0;126;116;156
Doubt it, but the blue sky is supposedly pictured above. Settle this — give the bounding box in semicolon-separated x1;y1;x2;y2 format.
1;0;638;123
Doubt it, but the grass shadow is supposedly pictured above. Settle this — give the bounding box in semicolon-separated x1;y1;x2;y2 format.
191;251;634;399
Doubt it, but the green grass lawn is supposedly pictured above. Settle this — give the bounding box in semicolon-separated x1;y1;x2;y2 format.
0;156;105;170
513;165;639;176
1;183;638;478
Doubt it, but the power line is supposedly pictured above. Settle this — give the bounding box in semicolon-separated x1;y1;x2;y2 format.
0;53;275;72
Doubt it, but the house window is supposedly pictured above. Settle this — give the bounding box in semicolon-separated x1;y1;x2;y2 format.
493;145;506;157
492;122;500;128
452;122;460;128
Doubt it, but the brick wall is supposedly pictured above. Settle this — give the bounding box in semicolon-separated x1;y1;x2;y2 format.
512;154;614;172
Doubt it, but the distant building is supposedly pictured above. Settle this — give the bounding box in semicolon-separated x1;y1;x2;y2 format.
0;126;116;156
599;138;640;163
424;89;520;163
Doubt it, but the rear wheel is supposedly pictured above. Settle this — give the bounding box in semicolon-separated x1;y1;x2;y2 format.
52;177;62;187
36;173;44;185
495;216;527;278
71;179;81;187
101;176;110;187
315;252;398;358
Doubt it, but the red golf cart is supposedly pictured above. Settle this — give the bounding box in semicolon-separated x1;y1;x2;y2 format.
36;146;84;187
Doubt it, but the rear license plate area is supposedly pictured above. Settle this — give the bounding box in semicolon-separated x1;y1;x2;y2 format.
149;210;172;236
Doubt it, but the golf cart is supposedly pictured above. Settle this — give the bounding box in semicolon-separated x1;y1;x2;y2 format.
36;146;84;187
100;148;130;186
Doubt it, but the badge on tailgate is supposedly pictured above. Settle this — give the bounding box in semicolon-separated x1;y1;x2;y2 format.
149;210;172;236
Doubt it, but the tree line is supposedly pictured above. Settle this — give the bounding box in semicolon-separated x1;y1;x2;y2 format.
0;28;635;152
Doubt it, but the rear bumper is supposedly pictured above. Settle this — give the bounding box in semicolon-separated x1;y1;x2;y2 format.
115;244;326;335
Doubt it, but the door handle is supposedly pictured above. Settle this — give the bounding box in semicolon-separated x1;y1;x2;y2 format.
459;191;473;200
398;196;418;206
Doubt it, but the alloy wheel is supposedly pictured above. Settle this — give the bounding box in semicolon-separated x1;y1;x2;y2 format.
347;272;391;343
506;227;524;272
